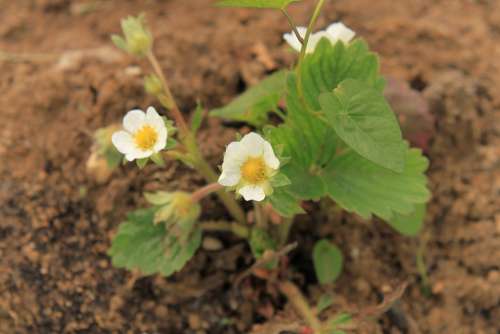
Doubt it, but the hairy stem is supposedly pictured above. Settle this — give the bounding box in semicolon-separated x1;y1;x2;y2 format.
279;281;322;333
281;9;304;44
146;50;189;135
200;221;249;239
191;183;224;202
276;217;294;246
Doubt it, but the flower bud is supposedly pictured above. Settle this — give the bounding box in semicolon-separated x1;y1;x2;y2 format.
111;14;153;58
144;74;163;97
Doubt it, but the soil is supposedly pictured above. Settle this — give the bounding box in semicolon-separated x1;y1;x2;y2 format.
1;0;499;333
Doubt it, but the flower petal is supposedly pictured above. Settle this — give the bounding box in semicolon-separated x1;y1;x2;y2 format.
123;109;146;132
263;142;280;169
221;141;245;171
326;22;355;43
145;106;164;127
240;132;266;157
112;131;134;154
125;147;152;161
238;185;266;202
283;26;307;52
153;125;168;152
218;169;241;187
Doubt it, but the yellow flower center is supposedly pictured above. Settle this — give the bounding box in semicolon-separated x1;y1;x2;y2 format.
241;157;267;184
134;125;158;151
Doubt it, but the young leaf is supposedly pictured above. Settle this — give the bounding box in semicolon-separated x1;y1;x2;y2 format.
108;208;202;276
386;203;426;236
319;79;406;172
323;146;430;221
313;239;343;285
216;0;300;9
210;70;288;126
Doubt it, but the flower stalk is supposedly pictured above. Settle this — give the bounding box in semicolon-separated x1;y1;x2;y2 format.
191;182;224;202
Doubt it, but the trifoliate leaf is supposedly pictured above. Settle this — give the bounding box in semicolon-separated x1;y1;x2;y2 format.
312;239;343;285
210;70;288;126
268;188;304;217
319;79;406;172
386;203;426;236
323;146;430;221
108;208;202;276
216;0;300;9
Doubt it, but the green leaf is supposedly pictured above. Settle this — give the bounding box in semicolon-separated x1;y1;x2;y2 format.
312;239;343;285
330;313;352;325
191;101;205;133
108;207;202;277
316;294;333;314
268;188;304;217
210;70;288;126
319;79;406;172
216;0;300;9
265;73;335;200
323;146;430;221
386;203;426;236
299;38;385;111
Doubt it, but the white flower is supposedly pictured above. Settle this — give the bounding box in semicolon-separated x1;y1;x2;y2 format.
283;22;355;53
111;106;168;161
218;132;280;202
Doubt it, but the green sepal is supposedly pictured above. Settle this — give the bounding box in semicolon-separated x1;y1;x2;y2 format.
150;152;165;167
136;158;149;169
267;188;304;217
269;172;291;188
191;100;205;133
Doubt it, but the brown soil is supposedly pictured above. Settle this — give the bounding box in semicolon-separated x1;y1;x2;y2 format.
1;0;499;333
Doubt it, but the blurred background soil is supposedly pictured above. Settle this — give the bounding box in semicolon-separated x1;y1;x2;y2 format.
0;0;499;333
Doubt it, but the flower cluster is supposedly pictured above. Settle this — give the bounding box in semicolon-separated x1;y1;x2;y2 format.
284;22;355;53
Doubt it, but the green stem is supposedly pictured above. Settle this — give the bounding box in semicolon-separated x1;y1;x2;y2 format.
276;217;294;246
254;202;268;229
296;0;327;112
201;221;249;239
146;50;246;226
279;281;322;332
281;9;304;44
